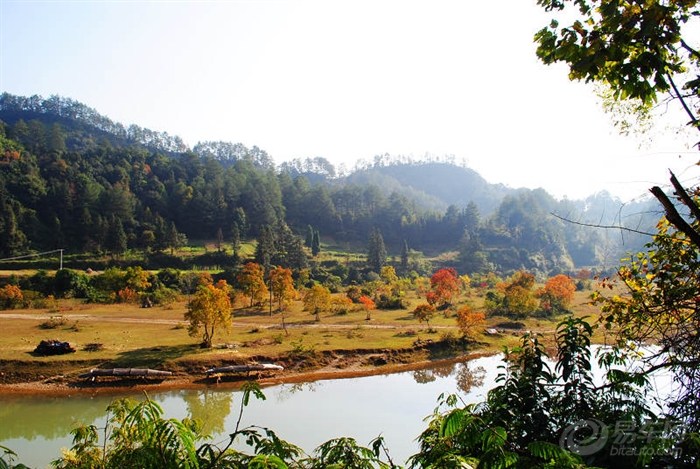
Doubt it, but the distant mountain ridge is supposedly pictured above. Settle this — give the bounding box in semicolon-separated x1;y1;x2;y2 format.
0;92;627;213
0;92;663;275
0;93;187;153
343;162;514;214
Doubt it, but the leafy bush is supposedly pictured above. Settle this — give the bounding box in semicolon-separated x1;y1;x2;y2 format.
54;269;92;298
38;316;67;329
375;294;405;310
145;286;179;306
346;285;362;303
156;267;182;289
0;284;24;309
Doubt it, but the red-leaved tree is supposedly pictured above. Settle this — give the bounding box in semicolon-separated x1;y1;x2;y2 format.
428;268;461;308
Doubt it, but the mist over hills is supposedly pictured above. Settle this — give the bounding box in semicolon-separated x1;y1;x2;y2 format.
0;93;661;275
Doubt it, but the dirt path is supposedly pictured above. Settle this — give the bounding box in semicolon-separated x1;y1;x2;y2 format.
0;312;451;330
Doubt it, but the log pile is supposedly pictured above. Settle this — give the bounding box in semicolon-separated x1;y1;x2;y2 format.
205;363;283;376
79;368;173;380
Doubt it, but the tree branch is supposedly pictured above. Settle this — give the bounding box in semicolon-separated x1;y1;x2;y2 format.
649;185;700;248
549;212;656;237
667;73;700;131
680;39;700;61
669;170;700;222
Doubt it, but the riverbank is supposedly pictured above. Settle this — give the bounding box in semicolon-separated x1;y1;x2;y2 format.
0;295;589;397
0;340;497;397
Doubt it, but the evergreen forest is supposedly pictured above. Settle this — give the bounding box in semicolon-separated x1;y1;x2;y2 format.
0;93;659;277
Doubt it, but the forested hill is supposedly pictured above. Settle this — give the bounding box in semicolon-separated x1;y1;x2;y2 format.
342;160;511;214
0;93;660;275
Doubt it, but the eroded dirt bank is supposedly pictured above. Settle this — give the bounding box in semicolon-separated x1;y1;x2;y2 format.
0;340;492;397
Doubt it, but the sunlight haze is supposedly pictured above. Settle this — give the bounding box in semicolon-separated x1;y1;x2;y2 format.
1;0;697;201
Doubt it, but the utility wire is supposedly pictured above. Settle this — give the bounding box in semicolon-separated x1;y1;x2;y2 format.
0;249;64;264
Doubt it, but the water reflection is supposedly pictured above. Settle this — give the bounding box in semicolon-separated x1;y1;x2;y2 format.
456;363;486;393
412;369;437;384
183;390;233;435
411;361;486;393
275;382;323;402
0;355;505;468
0;396;110;441
431;362;457;378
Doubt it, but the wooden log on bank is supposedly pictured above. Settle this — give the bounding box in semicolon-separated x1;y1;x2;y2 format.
205;363;283;376
79;368;173;380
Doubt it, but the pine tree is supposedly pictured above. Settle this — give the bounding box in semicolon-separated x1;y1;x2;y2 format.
165;221;179;255
458;229;489;274
215;227;224;252
286;236;309;271
230;224;241;253
255;225;275;271
400;239;409;273
367;227;387;273
305;225;314;248
106;215;127;258
233;207;248;237
274;223;308;271
0;202;28;256
311;229;320;257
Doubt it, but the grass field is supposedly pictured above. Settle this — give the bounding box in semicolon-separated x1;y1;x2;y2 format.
0;285;604;379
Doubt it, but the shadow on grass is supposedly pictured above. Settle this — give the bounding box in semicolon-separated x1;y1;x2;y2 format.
232;307;268;318
110;344;199;368
396;314;416;321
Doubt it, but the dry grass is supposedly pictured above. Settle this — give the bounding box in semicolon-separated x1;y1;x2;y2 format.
0;283;608;379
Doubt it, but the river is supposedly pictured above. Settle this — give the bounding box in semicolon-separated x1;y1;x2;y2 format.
0;355;502;468
0;347;675;468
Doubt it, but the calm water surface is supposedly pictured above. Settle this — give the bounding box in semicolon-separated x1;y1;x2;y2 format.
0;348;674;468
0;355;502;468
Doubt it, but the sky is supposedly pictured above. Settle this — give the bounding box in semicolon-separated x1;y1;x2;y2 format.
1;0;698;202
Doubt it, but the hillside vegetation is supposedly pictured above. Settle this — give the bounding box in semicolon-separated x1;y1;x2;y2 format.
0;93;660;277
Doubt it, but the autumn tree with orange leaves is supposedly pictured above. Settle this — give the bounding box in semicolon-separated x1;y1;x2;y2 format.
0;284;23;309
358;295;376;320
427;268;462;308
456;305;486;340
538;274;576;316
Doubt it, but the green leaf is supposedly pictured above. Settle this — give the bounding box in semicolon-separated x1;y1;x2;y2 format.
248;454;289;468
527;440;582;464
481;427;507;450
440;410;468;437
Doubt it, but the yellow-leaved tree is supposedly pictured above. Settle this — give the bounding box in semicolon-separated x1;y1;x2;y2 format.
303;284;331;322
237;262;268;308
269;266;296;313
185;280;232;348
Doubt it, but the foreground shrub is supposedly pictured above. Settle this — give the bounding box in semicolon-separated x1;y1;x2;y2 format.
48;383;392;469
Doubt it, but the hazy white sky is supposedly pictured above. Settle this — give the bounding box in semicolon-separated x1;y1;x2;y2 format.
1;0;697;201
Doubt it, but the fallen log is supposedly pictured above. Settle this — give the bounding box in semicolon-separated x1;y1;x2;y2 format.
79;368;173;379
205;363;283;376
